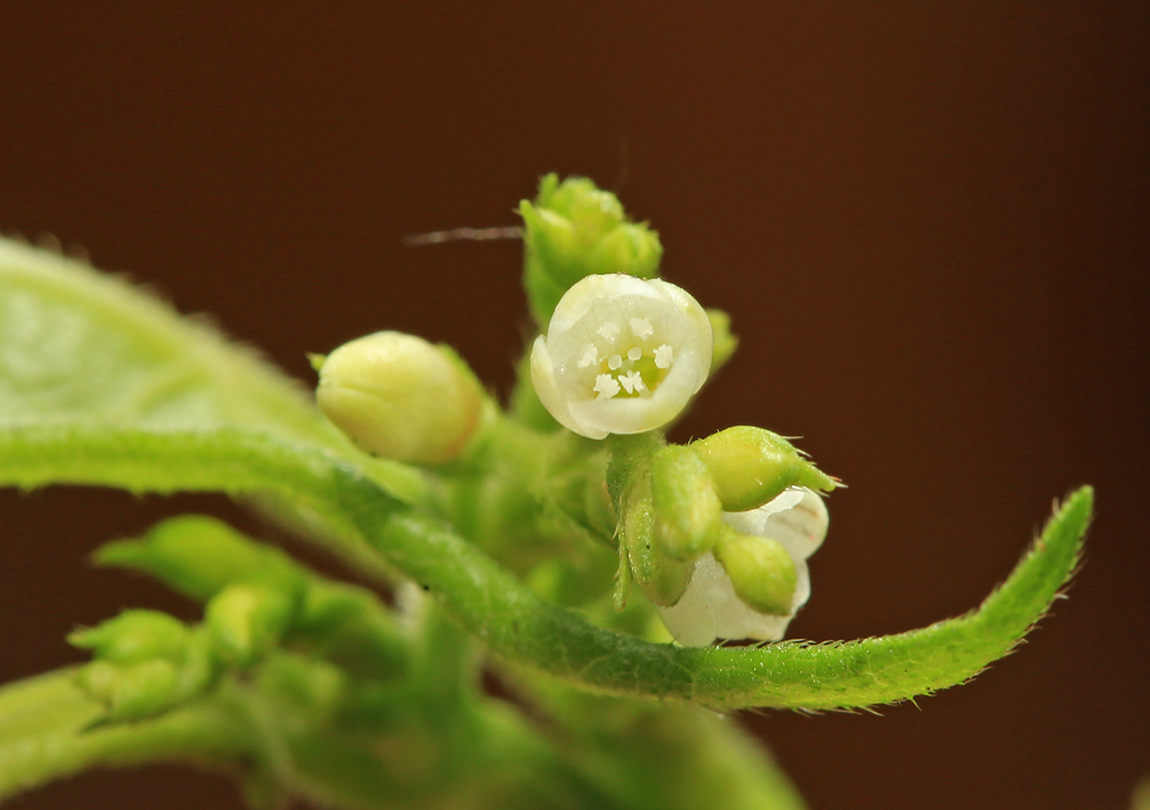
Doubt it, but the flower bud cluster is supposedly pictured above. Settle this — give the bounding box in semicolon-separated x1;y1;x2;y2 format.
520;173;663;326
73;516;414;721
619;428;836;646
70;611;218;721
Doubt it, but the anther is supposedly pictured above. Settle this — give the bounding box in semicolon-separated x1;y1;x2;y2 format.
619;370;645;394
577;344;599;368
594;374;621;399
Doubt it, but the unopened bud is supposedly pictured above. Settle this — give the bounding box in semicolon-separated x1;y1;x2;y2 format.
706;308;738;375
69;610;190;664
93;515;299;602
315;331;483;465
76;659;180;721
588;223;661;279
712;525;796;616
690;425;837;512
520;174;663;326
206;582;295;668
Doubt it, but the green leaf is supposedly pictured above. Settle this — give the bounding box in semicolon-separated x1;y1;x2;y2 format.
351;480;1092;710
0;238;424;504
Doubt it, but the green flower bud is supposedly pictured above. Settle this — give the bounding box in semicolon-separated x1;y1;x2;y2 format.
706;308;738;375
520;173;663;326
76;659;181;721
649;445;723;561
689;425;837;512
72;613;222;720
69;610;190;664
315;331;484;465
93;515;299;602
588;223;661;279
206;582;295;668
712;525;797;616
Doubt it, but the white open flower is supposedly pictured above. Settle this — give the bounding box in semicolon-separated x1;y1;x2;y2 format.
530;274;713;440
657;487;828;647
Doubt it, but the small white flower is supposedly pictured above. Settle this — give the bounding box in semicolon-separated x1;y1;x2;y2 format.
530;274;713;440
657;487;829;647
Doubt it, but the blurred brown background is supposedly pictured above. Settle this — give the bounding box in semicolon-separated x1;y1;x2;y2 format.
1;3;1146;809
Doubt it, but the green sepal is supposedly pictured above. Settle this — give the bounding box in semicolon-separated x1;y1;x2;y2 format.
622;472;694;607
72;626;220;722
690;425;837;512
649;444;723;562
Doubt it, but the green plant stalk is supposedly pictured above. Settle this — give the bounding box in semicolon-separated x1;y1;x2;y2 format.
0;669;252;801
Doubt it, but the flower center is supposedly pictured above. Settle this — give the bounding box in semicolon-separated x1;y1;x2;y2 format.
575;317;674;400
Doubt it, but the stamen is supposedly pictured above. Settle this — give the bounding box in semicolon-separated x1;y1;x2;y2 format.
619;370;645;394
597;321;620;341
594;374;621;399
654;344;674;369
608;354;623;370
627;346;642;362
630;317;654;338
577;344;599;368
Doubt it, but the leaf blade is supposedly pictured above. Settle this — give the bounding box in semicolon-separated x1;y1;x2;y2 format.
353;482;1092;710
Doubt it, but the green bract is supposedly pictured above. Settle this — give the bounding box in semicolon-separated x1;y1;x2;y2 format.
0;176;1092;810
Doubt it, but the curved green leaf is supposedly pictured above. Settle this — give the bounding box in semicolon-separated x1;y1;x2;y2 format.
349;480;1092;710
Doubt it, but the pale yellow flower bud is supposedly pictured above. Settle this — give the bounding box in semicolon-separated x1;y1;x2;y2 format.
315;331;483;465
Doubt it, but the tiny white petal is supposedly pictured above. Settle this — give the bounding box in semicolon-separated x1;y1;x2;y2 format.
530;335;593;436
629;317;654;338
653;344;673;369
